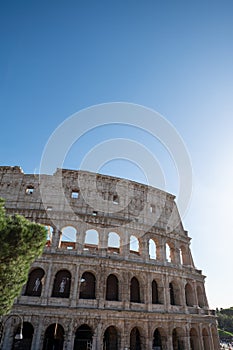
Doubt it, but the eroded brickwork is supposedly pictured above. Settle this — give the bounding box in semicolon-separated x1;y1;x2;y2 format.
0;166;219;350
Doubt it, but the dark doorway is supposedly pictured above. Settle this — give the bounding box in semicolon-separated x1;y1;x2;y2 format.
79;272;96;299
73;325;93;350
103;326;118;350
130;277;140;303
130;327;141;350
152;280;159;304
106;275;119;301
12;322;34;350
25;268;45;297
42;324;64;350
153;328;162;349
52;270;71;298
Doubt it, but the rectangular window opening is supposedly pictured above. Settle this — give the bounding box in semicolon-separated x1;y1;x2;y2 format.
113;195;119;204
26;187;34;195
150;204;155;213
71;190;79;199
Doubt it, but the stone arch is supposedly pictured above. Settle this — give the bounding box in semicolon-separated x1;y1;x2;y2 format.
106;274;119;301
13;322;34;350
130;277;141;303
130;327;142;350
202;328;210;350
130;235;140;254
79;272;96;299
103;326;119;350
25;268;45;296
42;323;64;350
152;280;159;304
149;238;157;259
169;280;181;306
51;269;71;298
185;282;195;306
73;324;93;350
84;229;99;248
190;327;199;350
172;327;185;350
153;328;162;348
108;232;120;254
60;226;77;250
197;285;205;307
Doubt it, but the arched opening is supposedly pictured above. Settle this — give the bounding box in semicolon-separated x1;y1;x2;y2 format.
166;243;171;262
130;327;141;350
84;229;99;250
169;282;175;305
169;281;180;306
108;232;120;254
190;327;199;350
43;323;64;350
60;226;77;250
130;235;139;254
25;268;45;296
172;328;184;350
52;270;71;298
149;239;156;259
73;325;93;350
130;277;140;303
103;326;118;350
12;322;34;350
185;283;194;306
152;280;159;304
106;274;119;301
202;328;210;350
45;225;53;247
197;285;205;307
79;272;96;299
153;328;162;349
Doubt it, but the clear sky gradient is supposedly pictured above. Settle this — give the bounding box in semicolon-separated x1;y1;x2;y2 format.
1;0;233;309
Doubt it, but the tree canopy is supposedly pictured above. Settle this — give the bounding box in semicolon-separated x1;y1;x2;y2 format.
0;198;47;316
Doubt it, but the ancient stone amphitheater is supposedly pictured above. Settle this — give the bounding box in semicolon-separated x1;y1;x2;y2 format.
0;166;219;350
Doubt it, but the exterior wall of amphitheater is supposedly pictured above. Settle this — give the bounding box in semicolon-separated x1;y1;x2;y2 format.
0;166;219;350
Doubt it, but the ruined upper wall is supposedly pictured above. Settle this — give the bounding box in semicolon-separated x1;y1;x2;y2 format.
0;166;186;237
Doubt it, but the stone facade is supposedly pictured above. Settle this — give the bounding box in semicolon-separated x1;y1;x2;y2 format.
0;166;219;350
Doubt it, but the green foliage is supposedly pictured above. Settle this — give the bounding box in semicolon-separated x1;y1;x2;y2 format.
0;199;47;316
217;307;233;340
218;328;233;339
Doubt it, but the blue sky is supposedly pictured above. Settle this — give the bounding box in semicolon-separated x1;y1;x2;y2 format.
1;0;233;308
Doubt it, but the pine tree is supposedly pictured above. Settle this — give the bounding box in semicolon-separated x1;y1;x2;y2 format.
0;198;47;315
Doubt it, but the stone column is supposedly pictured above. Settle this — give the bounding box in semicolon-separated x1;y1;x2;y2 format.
51;227;60;251
70;264;80;307
183;327;191;350
198;324;204;350
208;324;215;349
63;319;73;350
167;334;173;349
30;317;43;350
158;238;166;262
122;231;129;259
41;262;53;304
164;274;170;311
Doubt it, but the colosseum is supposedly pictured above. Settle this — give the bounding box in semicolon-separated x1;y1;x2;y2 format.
0;166;219;350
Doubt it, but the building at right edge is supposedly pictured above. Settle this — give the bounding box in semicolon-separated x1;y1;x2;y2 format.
0;167;219;349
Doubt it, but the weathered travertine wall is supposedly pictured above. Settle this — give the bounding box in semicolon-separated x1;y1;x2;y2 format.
0;166;219;350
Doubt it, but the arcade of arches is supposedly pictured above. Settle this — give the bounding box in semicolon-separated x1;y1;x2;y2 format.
0;167;219;350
